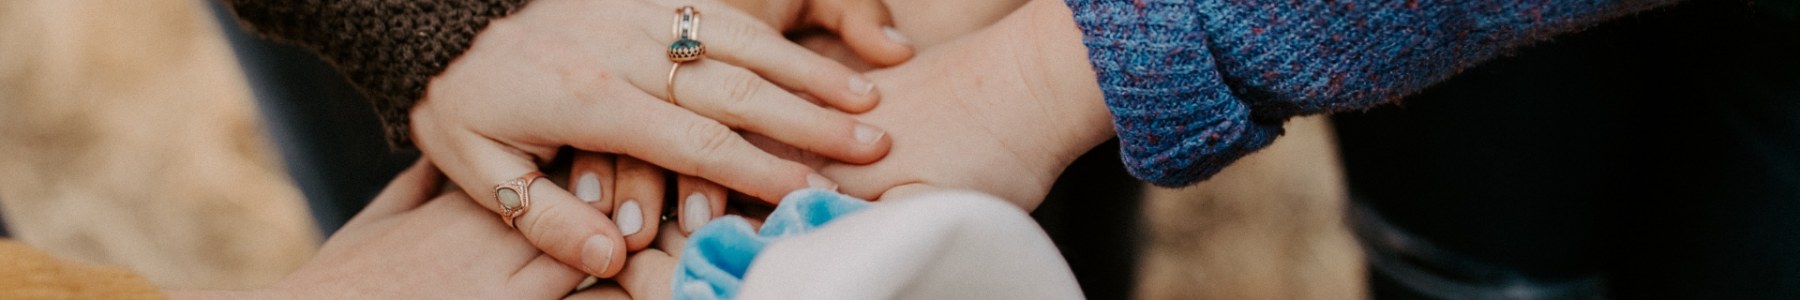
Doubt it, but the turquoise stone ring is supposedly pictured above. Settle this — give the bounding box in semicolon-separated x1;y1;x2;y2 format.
668;6;703;62
669;38;704;62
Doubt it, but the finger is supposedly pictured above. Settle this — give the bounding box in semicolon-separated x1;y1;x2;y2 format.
643;3;881;113
806;0;914;66
555;92;833;202
661;60;892;164
656;219;689;257
565;283;631;300
350;158;442;223
570;151;617;211
613;156;664;251
428;136;630;278
676;175;729;235
613;248;678;300
509;254;588;297
743;132;831;169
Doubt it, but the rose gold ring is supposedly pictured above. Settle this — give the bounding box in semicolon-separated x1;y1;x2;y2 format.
493;171;546;229
666;62;684;106
665;6;703;106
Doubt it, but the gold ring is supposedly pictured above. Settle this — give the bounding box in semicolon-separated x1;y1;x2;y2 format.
667;62;684;106
666;6;703;105
668;6;704;62
494;171;546;229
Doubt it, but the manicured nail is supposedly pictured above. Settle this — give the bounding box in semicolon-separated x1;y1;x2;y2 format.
616;200;643;236
854;123;885;145
682;193;711;233
581;235;614;274
848;75;874;97
883;26;911;45
576;171;601;203
807;173;839;191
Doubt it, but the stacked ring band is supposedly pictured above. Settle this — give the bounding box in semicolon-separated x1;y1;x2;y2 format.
667;6;703;105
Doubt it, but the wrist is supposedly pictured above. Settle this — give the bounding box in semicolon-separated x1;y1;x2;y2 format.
1012;0;1113;163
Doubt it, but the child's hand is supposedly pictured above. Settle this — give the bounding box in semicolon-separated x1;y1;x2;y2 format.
723;0;915;66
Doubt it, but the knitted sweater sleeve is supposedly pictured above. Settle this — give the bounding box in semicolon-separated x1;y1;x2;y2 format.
1062;0;1678;186
222;0;530;147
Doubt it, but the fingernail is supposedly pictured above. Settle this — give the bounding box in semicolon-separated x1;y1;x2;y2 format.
682;193;711;233
848;75;874;97
581;235;614;274
807;173;839;191
576;171;601;203
615;200;643;236
883;26;911;45
854;123;885;145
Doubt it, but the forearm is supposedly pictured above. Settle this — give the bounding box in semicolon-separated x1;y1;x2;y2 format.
1198;0;1681;116
221;0;531;147
1062;0;1680;186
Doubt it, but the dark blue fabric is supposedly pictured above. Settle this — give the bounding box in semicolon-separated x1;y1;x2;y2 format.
1062;0;1678;186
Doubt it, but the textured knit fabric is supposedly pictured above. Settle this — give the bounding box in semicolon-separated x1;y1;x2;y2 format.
673;189;870;300
1063;0;1679;186
0;240;167;300
223;0;530;147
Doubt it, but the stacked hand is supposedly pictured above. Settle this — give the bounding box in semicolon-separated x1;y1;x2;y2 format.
410;0;911;280
175;0;1110;299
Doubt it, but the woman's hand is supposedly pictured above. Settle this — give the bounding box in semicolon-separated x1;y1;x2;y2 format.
566;219;693;300
169;160;587;299
412;0;902;278
774;0;1112;208
720;0;916;67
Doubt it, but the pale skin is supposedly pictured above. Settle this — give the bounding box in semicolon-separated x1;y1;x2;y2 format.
413;0;916;279
580;0;1112;297
166;159;686;300
584;0;1111;296
176;0;1106;298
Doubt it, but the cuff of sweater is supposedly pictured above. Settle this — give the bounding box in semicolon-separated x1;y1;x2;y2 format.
1066;0;1285;186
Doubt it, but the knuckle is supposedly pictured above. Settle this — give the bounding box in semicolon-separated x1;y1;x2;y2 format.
681;121;738;177
521;201;575;247
715;21;768;53
717;70;764;120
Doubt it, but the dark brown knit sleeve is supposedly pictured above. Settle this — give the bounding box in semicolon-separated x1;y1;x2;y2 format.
222;0;531;147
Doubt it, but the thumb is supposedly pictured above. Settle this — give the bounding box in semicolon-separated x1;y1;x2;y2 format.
808;0;913;67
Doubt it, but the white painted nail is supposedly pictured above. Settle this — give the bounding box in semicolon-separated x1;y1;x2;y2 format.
807;173;839;191
615;200;643;236
883;26;910;45
854;123;884;145
683;193;711;233
848;75;874;97
576;171;602;203
581;235;613;275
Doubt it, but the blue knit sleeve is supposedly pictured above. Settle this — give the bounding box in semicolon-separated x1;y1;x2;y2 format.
1063;0;1677;186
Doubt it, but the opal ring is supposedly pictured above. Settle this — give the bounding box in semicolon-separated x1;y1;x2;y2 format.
494;171;546;229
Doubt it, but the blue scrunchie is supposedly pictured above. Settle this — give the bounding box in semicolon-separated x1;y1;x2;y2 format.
672;188;870;300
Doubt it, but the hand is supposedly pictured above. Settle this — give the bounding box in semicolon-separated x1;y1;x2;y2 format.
171;159;585;299
566;219;694;300
773;0;1112;208
413;0;902;278
720;0;915;67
